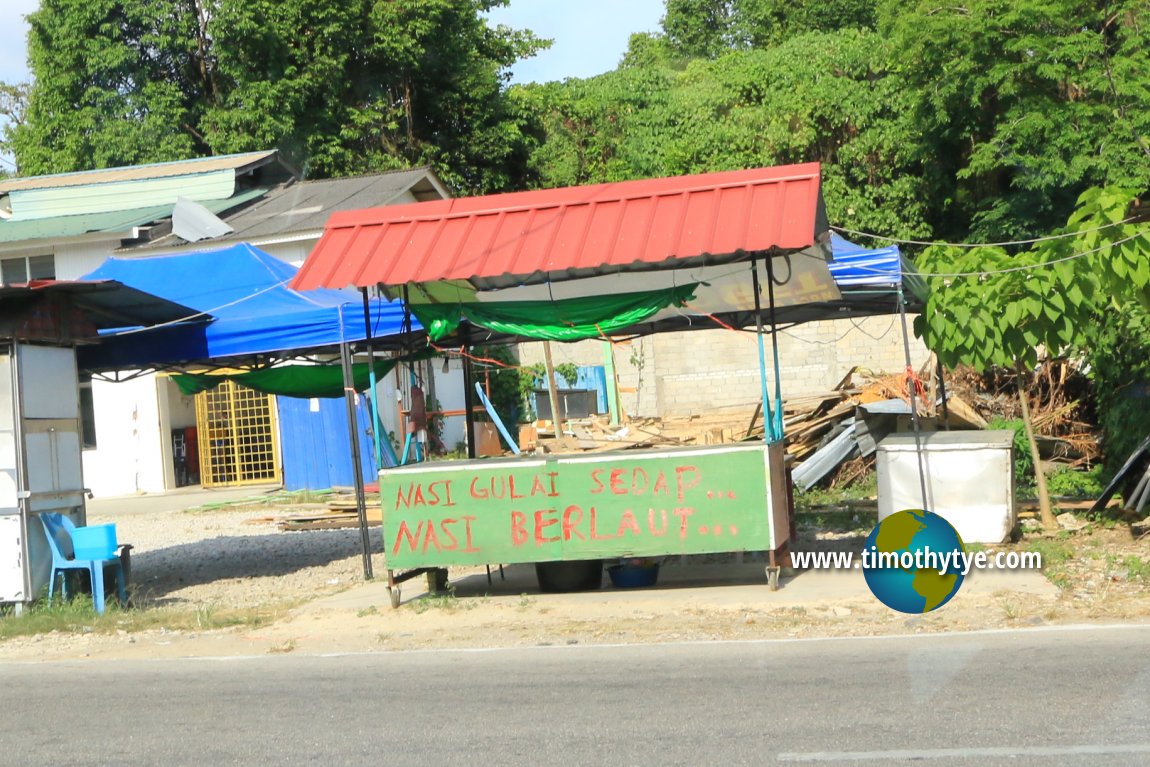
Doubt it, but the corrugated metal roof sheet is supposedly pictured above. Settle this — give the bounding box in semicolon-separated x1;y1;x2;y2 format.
0;188;268;244
135;168;447;250
10;168;237;221
292;163;824;291
0;150;277;194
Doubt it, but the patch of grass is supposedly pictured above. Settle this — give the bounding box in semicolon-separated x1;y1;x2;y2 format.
795;509;873;534
0;596;295;641
794;473;877;511
267;639;296;654
357;605;379;618
1124;555;1150;582
1025;538;1075;590
517;593;537;611
1027;538;1074;564
407;587;474;615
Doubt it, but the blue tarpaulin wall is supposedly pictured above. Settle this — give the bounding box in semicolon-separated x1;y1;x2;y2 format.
77;242;416;370
78;242;415;492
278;395;377;491
826;232;903;287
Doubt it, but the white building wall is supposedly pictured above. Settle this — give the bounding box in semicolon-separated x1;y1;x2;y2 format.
83;375;166;497
53;239;118;279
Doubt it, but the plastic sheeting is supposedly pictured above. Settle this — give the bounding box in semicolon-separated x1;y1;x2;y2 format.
411;284;698;342
77;243;415;371
173;360;399;398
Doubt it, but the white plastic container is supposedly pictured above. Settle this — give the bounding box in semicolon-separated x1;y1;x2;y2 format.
876;430;1016;544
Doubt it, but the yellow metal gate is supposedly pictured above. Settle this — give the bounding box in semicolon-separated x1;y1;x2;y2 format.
195;381;281;487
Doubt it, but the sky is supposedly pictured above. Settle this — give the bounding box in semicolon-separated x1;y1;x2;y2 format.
0;0;666;85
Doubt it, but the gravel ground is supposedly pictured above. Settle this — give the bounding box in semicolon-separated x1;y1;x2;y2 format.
87;505;381;609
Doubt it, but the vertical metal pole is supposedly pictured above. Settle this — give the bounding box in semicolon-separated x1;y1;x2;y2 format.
461;328;477;459
361;287;384;470
898;284;930;510
751;258;773;443
340;339;373;580
400;285;422;462
603;340;621;426
765;255;784;440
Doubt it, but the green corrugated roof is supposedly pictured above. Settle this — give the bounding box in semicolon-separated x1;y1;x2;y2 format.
0;187;269;244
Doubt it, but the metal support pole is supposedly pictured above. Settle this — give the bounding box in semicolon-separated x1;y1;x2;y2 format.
898;284;930;510
340;339;373;580
751;258;773;443
765;255;784;440
462;328;477;459
361;287;385;469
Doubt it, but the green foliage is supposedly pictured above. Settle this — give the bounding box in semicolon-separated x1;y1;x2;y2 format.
515;361;580;420
661;0;877;58
521;28;933;239
877;0;1150;241
793;470;877;510
472;344;521;430
1124;555;1150;582
13;0;544;192
914;186;1150;372
1083;302;1150;474
1045;465;1105;500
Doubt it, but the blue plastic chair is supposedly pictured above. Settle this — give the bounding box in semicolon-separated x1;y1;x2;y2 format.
38;512;128;614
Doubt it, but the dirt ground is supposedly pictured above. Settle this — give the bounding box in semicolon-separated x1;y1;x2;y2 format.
2;499;1149;663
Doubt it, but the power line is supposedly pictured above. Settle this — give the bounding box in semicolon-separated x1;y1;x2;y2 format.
832;216;1140;249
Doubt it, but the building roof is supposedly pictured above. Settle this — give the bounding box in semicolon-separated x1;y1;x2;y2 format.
0;151;279;194
0;188;268;245
291;163;825;292
134;168;449;251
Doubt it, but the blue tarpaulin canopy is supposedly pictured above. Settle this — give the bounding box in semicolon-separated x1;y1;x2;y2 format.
77;243;416;372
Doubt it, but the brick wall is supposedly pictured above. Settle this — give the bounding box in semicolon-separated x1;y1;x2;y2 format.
517;315;930;418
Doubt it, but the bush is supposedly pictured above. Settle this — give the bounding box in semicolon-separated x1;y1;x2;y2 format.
1045;465;1105;499
1086;304;1150;476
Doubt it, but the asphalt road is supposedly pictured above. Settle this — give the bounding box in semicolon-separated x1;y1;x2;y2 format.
2;625;1148;766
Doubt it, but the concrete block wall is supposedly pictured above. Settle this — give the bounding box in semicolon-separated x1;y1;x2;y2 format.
518;315;930;419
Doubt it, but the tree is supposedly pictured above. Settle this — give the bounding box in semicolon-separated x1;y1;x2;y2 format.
519;29;934;239
877;0;1150;242
0;81;29;176
661;0;878;58
914;187;1150;527
12;0;544;193
13;0;211;172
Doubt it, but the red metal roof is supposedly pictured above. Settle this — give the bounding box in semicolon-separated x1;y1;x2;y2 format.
291;163;824;291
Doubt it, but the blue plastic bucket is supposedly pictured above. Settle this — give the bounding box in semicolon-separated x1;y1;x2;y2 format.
607;564;660;589
71;524;118;560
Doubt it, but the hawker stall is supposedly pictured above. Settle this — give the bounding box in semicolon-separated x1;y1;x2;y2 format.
292;162;890;606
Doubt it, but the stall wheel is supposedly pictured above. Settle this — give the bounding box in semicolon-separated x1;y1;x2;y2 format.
388;586;401;609
766;566;781;592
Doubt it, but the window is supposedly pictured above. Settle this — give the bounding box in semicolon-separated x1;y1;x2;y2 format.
78;375;96;449
1;254;55;285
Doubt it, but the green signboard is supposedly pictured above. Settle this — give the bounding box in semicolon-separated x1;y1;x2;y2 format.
379;444;777;569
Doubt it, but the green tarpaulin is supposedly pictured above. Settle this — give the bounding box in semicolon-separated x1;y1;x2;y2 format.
411;284;699;342
174;360;400;398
